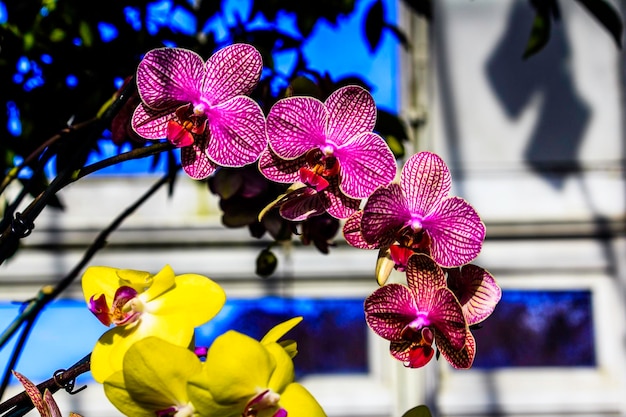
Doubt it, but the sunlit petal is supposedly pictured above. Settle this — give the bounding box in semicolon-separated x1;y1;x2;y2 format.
181;136;218;180
136;47;203;109
203;43;262;103
325;85;376;143
401;152;451;215
278;383;327;417
361;183;409;246
131;104;170;139
206;96;267;167
447;265;502;325
267;96;327;159
364;283;418;341
342;211;378;250
437;328;476;369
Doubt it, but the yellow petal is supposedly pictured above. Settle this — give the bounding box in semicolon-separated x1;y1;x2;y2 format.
261;317;302;344
139;265;175;302
81;266;125;306
279;383;327;417
205;330;274;404
265;343;295;395
187;371;243;417
103;371;155;417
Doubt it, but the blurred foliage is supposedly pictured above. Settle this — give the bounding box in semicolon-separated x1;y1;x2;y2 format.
524;0;623;58
0;0;411;274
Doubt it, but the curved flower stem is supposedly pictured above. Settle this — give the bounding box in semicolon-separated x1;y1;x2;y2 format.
0;168;179;400
0;354;91;417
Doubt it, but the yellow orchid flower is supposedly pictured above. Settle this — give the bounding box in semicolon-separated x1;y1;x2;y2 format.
82;264;226;383
104;337;202;417
12;371;83;417
187;317;326;417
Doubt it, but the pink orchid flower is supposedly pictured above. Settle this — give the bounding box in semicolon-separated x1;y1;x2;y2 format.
132;44;267;180
259;85;396;219
12;371;83;417
447;264;502;327
364;254;471;369
344;151;485;269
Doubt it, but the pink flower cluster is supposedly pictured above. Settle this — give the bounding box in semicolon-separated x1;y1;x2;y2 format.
131;43;501;370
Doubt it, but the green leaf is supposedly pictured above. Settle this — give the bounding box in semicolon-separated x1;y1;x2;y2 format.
364;0;385;52
575;0;623;48
401;405;433;417
523;12;551;59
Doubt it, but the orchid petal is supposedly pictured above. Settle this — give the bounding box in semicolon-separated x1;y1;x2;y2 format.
322;178;361;219
343;211;378;250
139;264;175;302
203;43;262;104
82;266;128;307
375;247;395;286
258;148;303;184
279;188;326;221
325;85;376;144
12;371;49;417
43;389;62;417
131;104;170;140
136;48;203;110
205;96;267;167
423;196;485;267
122;337;201;411
278;383;327;417
364;283;419;341
401;152;451;215
447;265;502;325
361;183;410;246
261;317;303;345
181;136;218;180
335;132;396;198
266;343;295;395
204;330;274;404
437;328;476;369
103;372;155;417
428;288;467;351
389;340;434;368
405;254;447;303
267;96;327;159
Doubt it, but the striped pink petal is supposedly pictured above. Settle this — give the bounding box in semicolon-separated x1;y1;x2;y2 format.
364;283;418;341
205;96;267;167
131;104;170;139
322;180;362;219
12;371;49;417
258;148;303;184
342;211;378;249
202;43;262;104
436;328;476;369
447;265;502;325
43;389;62;417
361;183;410;247
325;85;376;144
335;131;396;198
181;137;218;180
279;188;326;221
136;48;204;110
405;254;446;301
267;96;327;159
422;196;485;267
428;287;467;351
402;152;451;215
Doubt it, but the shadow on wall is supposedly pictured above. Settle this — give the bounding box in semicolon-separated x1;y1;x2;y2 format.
485;1;591;189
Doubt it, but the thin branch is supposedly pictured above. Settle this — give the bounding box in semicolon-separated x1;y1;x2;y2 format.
0;354;91;417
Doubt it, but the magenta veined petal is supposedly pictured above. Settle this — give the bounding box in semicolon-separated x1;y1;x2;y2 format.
361;183;410;247
447;265;502;326
202;43;262;104
131;104;170;140
321;178;361;219
364;283;419;341
324;85;376;144
258;148;303;184
405;254;446;309
278;188;326;221
335;132;396;199
181;136;218;180
342;211;378;249
436;328;476;369
136;47;204;110
401;152;452;216
428;287;467;351
422;196;486;267
205;96;267;167
267;96;327;159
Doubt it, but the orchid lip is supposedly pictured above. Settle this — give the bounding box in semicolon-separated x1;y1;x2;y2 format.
243;389;282;416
